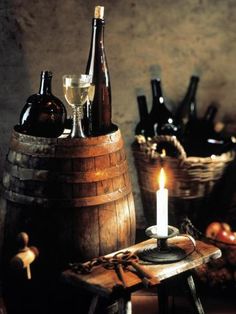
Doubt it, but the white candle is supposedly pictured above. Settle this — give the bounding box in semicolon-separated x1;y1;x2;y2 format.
156;168;168;237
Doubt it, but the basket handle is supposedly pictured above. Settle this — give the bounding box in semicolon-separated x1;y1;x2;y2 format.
152;135;187;160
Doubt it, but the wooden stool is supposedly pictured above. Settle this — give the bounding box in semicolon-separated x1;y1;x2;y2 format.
62;236;221;314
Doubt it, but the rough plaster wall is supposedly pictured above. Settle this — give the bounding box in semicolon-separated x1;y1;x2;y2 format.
0;0;236;226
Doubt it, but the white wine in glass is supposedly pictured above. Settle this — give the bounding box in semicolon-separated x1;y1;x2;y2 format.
63;74;92;138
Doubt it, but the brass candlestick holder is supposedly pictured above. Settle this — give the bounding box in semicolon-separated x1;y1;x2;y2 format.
137;225;186;263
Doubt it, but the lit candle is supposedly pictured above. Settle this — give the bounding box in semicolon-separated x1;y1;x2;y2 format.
156;168;168;237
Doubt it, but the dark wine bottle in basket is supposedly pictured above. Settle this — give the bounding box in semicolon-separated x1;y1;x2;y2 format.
19;71;67;138
175;75;199;143
202;103;218;138
176;75;199;125
185;102;235;157
135;95;151;137
149;78;181;157
203;103;236;155
85;6;115;136
179;75;206;156
204;103;218;123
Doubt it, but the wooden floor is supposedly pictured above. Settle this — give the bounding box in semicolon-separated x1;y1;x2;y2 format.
131;288;236;314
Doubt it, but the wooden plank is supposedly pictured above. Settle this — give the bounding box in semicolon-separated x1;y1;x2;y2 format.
95;154;114;197
96;179;114;196
73;157;95;172
98;203;118;256
127;192;136;246
72;182;97;198
95;154;111;170
115;197;130;250
109;151;119;166
112;173;125;193
73;206;100;261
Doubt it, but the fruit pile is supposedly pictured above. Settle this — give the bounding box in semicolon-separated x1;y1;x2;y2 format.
206;222;236;245
195;221;236;290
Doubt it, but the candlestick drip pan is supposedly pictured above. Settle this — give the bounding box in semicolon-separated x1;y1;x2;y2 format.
137;225;187;264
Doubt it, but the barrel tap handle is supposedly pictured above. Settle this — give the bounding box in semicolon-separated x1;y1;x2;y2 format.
11;232;39;280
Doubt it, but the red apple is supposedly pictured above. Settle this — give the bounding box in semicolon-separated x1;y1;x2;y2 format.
216;229;236;244
205;222;232;240
221;222;231;232
205;222;222;239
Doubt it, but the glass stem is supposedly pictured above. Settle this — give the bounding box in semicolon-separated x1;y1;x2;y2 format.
71;105;85;138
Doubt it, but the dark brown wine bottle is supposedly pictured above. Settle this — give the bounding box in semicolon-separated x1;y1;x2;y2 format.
85;6;114;136
19;71;67;137
135;95;150;137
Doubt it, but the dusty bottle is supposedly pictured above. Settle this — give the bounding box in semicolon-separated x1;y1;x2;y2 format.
19;71;67;137
85;6;114;136
135;95;150;137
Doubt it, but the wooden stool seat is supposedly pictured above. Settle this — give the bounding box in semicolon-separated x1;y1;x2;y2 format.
62;236;221;313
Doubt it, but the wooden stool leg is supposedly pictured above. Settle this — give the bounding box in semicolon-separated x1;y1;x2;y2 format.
186;274;205;314
106;292;132;314
157;283;169;314
88;295;99;314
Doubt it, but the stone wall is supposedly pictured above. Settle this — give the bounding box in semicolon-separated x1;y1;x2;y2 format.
0;0;236;225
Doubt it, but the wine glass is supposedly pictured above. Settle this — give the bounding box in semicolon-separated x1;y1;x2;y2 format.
63;74;92;138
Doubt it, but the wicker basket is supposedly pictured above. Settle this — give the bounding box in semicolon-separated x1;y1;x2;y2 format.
132;135;235;225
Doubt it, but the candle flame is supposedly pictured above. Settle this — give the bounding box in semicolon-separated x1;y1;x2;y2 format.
159;168;166;189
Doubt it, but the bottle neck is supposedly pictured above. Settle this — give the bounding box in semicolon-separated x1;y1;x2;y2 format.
86;18;105;76
151;79;163;99
39;72;52;95
184;77;199;104
204;104;217;123
150;79;166;114
137;96;148;122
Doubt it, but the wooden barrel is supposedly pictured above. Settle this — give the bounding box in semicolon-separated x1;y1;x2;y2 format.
2;127;135;269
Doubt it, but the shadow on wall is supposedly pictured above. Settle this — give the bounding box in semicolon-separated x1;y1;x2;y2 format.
0;0;30;174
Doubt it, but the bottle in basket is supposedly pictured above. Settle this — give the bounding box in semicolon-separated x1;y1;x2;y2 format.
135;95;151;137
200;103;218;139
149;78;181;156
85;6;115;136
175;75;199;130
149;78;180;137
202;103;235;155
19;71;67;138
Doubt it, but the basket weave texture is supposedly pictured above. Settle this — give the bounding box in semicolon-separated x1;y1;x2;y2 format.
132;135;235;200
